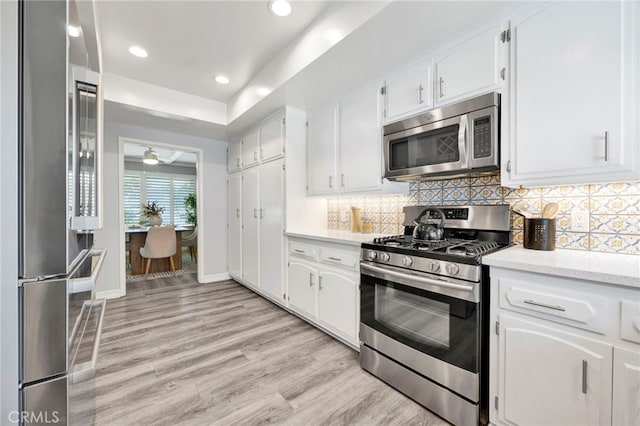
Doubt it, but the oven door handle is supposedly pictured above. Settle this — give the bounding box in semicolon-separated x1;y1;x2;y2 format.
361;263;475;294
69;298;106;384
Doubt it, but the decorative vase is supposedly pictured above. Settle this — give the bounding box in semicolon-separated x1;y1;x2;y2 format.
148;214;162;226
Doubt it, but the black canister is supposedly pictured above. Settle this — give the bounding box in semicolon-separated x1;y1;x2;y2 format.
524;218;556;250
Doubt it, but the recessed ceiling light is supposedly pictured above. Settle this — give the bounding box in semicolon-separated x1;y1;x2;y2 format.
68;25;81;38
256;87;271;97
215;75;230;85
269;0;293;17
128;46;148;58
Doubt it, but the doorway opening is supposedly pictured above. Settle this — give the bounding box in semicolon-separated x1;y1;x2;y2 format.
118;137;204;294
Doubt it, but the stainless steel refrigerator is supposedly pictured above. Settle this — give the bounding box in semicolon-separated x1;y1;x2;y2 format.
18;1;106;424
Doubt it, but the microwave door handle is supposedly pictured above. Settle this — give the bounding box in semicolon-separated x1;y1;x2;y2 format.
458;115;470;168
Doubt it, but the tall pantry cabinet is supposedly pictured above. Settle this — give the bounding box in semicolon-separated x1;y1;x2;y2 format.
227;107;306;305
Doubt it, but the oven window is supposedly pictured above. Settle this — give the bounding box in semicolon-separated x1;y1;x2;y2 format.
389;124;460;170
375;286;450;349
361;275;479;373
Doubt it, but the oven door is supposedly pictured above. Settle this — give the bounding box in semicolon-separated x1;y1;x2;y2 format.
360;261;480;373
384;114;469;180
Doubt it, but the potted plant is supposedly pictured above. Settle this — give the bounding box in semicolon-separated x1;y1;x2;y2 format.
142;201;165;226
184;193;197;226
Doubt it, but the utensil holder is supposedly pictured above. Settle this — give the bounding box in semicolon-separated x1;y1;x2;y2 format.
524;218;556;251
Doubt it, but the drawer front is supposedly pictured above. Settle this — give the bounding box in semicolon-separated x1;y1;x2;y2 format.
319;248;358;270
289;242;317;260
498;277;607;334
620;300;640;344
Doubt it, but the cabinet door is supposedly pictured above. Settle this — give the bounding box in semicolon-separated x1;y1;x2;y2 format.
241;169;260;287
498;315;612;426
338;82;383;192
613;347;640;426
307;105;337;195
228;138;242;172
260;111;284;162
259;161;284;301
384;60;433;123
288;262;316;319
435;24;504;105
506;2;639;186
227;172;242;278
242;127;260;168
317;269;358;343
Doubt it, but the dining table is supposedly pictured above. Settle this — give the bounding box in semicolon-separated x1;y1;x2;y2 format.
126;226;192;275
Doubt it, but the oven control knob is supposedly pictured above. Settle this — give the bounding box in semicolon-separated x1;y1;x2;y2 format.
368;251;378;260
380;253;390;262
402;256;413;267
446;263;460;275
428;262;441;272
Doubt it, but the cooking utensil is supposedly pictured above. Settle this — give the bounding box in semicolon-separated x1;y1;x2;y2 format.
542;203;559;219
412;208;445;241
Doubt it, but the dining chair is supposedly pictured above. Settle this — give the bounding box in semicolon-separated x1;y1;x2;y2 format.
182;226;198;262
140;225;177;274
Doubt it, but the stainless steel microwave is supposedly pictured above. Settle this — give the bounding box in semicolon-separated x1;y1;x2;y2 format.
383;92;500;181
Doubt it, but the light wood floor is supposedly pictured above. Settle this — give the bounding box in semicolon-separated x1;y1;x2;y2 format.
71;274;448;426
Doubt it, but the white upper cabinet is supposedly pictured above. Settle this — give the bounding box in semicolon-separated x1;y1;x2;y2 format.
241;127;260;168
307;105;337;195
435;23;506;106
383;59;433;123
338;81;383;193
228;137;242;172
260;111;285;163
503;1;640;187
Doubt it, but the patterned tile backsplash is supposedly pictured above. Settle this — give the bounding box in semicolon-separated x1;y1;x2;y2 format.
327;175;640;254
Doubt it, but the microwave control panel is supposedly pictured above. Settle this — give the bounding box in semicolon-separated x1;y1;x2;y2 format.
473;116;492;159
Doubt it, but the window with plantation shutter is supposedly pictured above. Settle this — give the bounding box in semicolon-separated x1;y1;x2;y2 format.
123;174;142;226
123;170;196;226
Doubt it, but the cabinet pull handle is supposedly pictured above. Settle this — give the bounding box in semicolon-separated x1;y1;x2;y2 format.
254;151;258;161
418;84;424;104
439;77;445;98
260;148;264;159
253;208;257;218
329;175;333;189
604;131;609;162
236;208;240;218
506;160;512;173
309;272;314;287
582;360;587;394
260;208;265;219
328;256;342;262
523;299;566;312
319;276;323;290
294;249;305;254
236;158;240;168
341;173;346;187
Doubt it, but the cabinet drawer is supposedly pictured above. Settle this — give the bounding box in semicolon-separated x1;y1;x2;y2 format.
620;300;640;345
319;248;358;270
498;277;607;334
289;242;317;260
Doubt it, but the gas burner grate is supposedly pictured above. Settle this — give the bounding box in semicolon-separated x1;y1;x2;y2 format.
446;240;500;256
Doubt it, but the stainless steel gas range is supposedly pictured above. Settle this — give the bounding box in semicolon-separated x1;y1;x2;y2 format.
359;205;511;426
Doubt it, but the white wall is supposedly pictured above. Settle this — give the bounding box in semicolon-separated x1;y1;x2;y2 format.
95;120;228;296
0;0;20;419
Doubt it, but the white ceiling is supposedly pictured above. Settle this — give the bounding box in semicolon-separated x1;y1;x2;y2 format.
96;0;331;103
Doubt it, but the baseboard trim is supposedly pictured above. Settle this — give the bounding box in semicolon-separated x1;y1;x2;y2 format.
200;272;231;283
96;288;126;300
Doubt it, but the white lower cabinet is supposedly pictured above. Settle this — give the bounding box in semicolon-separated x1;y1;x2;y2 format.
227;172;242;278
498;314;612;426
258;161;284;301
241;168;260;287
490;266;640;426
613;347;640;426
287;238;359;348
288;261;316;320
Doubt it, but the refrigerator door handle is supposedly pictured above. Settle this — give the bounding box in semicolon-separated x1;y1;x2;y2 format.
69;298;106;384
68;248;106;294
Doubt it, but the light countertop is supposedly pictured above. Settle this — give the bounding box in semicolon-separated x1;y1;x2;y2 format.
284;229;390;247
484;246;640;289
